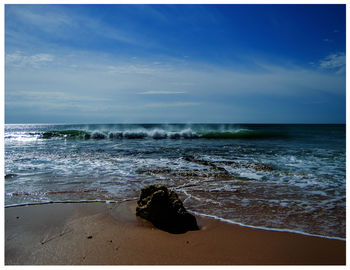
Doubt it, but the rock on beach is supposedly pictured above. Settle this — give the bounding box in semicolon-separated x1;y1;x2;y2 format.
136;185;199;234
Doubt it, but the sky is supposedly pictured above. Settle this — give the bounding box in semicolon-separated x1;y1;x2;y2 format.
5;4;346;124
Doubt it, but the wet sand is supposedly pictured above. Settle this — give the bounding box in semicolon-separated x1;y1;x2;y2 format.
5;201;345;265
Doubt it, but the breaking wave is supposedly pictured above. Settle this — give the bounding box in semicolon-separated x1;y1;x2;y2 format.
38;128;285;140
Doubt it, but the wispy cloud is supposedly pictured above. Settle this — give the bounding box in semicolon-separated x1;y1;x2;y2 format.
5;5;140;48
6;51;54;68
107;65;158;75
6;90;109;105
6;5;75;42
138;91;187;95
6;5;74;33
143;102;200;108
323;38;333;43
319;52;345;73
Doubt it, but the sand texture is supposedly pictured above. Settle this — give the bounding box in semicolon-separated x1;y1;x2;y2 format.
5;201;346;265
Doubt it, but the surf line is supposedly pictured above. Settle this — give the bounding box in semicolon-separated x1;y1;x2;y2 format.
5;198;138;208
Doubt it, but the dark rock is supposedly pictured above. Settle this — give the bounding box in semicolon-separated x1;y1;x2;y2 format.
136;184;199;234
253;163;274;172
5;174;17;179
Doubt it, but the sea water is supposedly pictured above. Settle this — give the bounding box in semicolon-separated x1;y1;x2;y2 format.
4;123;345;239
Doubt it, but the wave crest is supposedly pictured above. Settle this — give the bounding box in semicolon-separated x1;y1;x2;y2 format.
38;128;283;140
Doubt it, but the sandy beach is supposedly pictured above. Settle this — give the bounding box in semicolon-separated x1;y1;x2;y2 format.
5;201;345;265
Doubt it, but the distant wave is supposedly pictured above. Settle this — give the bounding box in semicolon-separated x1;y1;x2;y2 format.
37;128;285;140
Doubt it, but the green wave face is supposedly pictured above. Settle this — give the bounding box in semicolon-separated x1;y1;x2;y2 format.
42;130;90;139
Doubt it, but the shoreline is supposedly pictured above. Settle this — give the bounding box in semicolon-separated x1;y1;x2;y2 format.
191;211;346;241
6;200;345;241
5;200;346;265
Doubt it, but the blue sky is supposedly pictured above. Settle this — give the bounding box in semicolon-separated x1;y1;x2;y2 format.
5;4;346;123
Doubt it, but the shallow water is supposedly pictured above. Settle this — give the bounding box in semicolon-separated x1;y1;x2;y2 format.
5;123;346;239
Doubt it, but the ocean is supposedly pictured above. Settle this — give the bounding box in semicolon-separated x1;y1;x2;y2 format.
4;123;345;239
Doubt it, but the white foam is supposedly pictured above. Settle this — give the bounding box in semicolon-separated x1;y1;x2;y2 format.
106;128;201;139
150;128;168;139
189;210;345;241
4;197;139;208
